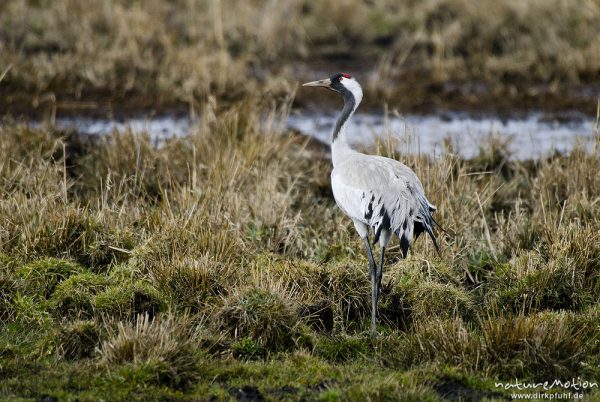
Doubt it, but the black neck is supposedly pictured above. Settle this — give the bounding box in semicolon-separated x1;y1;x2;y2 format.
332;88;355;142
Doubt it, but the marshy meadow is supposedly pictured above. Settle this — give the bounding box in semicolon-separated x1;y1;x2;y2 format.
1;0;600;400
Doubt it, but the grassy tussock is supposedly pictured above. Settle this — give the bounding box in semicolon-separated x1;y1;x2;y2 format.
216;278;301;351
481;312;586;379
1;99;599;399
401;311;591;379
99;312;201;388
58;319;102;360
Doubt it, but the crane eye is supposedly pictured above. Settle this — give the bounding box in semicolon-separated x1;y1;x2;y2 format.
342;73;352;79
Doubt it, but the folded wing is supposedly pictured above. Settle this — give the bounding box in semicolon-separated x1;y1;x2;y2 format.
331;155;438;257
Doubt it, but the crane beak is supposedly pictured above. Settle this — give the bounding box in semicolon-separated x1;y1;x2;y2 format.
302;78;332;88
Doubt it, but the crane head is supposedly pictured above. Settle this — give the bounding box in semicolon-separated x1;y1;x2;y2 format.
303;73;362;104
302;73;356;92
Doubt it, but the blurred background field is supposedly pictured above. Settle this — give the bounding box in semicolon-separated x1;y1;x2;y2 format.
1;1;600;401
2;0;600;115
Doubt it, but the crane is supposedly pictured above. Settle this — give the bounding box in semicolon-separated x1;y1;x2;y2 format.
303;73;440;336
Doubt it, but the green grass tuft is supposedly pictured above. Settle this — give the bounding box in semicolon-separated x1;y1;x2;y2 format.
49;272;109;319
231;337;266;361
93;281;166;320
17;258;84;299
313;335;372;362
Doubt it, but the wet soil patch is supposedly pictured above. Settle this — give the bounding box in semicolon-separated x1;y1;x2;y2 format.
433;377;507;401
2;59;599;120
228;385;265;401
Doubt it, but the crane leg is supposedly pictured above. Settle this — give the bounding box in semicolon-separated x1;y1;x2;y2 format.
376;246;385;304
363;237;377;336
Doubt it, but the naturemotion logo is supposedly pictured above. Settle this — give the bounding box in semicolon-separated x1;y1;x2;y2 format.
494;378;598;392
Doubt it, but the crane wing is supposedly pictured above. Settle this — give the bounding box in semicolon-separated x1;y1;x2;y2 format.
331;155;438;257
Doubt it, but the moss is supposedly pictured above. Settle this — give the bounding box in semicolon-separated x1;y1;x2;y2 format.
93;281;166;319
0;319;58;361
108;262;142;284
12;293;52;327
49;272;109;319
17;258;85;299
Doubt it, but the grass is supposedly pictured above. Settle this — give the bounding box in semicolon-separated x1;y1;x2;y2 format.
1;96;599;400
2;0;600;114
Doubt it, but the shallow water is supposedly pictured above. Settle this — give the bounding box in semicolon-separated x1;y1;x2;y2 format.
46;111;598;160
288;111;598;159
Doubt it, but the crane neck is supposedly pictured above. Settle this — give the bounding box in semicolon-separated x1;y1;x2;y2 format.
332;89;358;143
331;88;360;167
